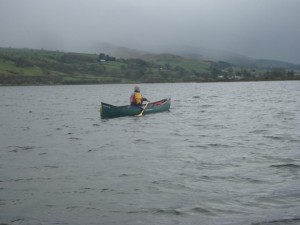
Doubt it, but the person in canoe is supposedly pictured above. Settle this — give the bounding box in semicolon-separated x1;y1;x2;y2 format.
130;85;148;106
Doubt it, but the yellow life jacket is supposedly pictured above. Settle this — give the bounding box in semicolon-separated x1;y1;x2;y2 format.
130;92;143;105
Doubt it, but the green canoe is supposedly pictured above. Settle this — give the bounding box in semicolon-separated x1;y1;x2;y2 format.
100;98;171;119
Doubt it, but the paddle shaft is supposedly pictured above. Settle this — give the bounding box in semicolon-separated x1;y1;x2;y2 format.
137;102;149;116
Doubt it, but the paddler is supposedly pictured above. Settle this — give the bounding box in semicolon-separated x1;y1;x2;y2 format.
130;85;148;106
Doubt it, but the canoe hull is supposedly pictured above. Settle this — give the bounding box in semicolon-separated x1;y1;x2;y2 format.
101;98;171;119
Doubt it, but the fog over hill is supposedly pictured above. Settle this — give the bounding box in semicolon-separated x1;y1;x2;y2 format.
89;42;300;69
0;0;299;64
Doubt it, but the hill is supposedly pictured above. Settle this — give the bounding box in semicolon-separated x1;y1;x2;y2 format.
0;47;211;85
0;47;298;85
91;43;300;69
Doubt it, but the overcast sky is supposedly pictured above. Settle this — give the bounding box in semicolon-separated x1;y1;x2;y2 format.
0;0;299;63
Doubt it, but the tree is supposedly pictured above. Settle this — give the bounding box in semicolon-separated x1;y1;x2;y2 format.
287;70;294;77
174;66;185;76
98;53;106;61
271;68;286;78
209;63;221;79
98;53;116;62
165;63;171;69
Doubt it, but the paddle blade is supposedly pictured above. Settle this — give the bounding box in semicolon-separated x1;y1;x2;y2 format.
135;103;148;117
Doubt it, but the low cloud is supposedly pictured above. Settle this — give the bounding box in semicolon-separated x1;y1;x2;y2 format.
0;0;299;63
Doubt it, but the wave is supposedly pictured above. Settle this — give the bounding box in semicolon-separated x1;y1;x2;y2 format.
270;164;300;169
249;129;268;134
263;136;289;141
201;104;214;107
119;208;186;216
252;217;300;225
207;143;232;148
68;137;81;140
8;145;36;152
189;145;209;149
152;208;185;216
125;207;214;216
198;175;264;184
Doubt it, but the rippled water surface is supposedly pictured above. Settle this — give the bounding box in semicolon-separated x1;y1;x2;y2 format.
1;81;300;225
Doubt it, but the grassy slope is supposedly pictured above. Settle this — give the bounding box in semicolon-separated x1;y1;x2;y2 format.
0;48;211;85
141;53;210;74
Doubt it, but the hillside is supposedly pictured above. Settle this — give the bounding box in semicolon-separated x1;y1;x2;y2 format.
0;47;298;85
0;47;211;85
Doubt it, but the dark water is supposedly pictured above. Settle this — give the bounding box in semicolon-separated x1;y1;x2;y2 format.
1;81;300;225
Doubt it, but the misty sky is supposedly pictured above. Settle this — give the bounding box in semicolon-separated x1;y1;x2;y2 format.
0;0;299;63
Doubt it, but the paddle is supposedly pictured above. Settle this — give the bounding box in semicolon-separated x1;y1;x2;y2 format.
136;101;149;117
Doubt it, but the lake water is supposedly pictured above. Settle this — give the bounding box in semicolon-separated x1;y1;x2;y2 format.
0;81;300;225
